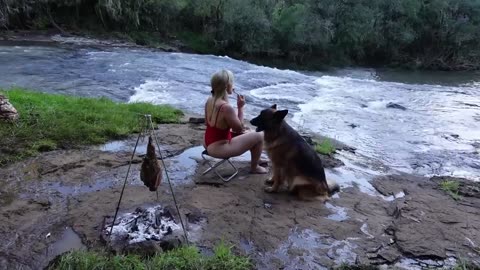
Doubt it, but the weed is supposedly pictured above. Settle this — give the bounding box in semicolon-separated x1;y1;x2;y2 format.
440;180;461;200
314;139;336;155
49;243;252;270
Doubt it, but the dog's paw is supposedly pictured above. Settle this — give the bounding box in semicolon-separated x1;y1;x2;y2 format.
316;195;330;203
264;178;274;185
264;186;277;193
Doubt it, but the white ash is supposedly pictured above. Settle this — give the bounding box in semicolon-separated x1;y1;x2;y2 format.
106;206;180;244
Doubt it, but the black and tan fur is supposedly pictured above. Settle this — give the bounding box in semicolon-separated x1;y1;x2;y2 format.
250;104;339;201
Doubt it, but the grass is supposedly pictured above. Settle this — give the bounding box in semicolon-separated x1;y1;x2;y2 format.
49;243;252;270
440;179;461;200
0;88;183;165
314;139;336;155
453;258;480;270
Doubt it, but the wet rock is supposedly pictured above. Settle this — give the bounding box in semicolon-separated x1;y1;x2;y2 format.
462;102;480;108
300;135;315;146
377;246;402;263
30;198;51;208
431;176;480;199
188;117;205;124
0;95;19;122
386;102;407;111
371;174;480;264
348;123;359;129
185;209;206;224
159;230;185;251
319;154;345;169
386;202;400;218
384;225;395;236
123;240;162;257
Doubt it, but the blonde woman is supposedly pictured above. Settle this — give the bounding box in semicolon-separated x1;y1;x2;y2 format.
203;69;267;174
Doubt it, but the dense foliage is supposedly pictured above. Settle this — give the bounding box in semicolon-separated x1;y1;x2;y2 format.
1;0;480;70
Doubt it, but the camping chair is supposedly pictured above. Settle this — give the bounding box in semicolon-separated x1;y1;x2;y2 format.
201;149;239;182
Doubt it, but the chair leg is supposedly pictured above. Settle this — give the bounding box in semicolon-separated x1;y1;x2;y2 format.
201;154;239;182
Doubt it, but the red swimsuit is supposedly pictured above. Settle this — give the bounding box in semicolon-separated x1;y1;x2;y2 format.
205;103;232;147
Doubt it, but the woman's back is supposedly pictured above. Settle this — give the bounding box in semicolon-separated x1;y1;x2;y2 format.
206;97;229;130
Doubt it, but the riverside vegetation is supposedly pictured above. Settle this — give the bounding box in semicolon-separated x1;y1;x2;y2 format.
0;88;182;165
1;0;480;70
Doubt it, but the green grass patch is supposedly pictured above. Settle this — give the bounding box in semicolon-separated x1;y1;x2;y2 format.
314;139;336;155
49;243;252;270
453;258;480;270
440;179;461;200
0;88;183;165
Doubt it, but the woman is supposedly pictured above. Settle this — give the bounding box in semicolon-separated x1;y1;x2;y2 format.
203;69;267;174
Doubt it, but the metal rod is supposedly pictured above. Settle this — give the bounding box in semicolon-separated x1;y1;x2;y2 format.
147;115;189;244
108;118;145;238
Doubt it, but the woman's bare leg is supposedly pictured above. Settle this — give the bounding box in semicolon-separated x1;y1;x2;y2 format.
207;132;267;173
249;135;266;173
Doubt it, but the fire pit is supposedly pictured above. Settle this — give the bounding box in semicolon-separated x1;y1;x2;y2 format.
102;205;185;254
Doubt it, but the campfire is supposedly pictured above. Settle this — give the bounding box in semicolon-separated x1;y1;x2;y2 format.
105;206;181;244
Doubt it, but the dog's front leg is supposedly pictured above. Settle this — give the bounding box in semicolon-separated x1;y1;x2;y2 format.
265;166;283;193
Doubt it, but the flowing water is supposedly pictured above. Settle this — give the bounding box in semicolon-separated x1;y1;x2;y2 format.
1;43;479;181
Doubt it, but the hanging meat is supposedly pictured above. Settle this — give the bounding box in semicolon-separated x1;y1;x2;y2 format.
140;136;163;191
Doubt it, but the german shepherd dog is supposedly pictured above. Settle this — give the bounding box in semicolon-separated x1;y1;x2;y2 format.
250;104;339;201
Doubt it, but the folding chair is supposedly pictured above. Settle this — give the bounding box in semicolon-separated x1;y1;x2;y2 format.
201;149;239;182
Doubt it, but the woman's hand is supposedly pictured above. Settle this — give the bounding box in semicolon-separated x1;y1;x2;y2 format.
237;94;246;109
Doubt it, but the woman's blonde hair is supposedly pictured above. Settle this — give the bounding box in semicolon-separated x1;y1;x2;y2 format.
210;69;234;99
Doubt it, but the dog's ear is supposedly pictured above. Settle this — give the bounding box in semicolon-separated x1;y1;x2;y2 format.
270;104;277;110
274;110;288;121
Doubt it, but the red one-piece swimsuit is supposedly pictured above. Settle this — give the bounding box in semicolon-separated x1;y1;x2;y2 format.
204;103;232;147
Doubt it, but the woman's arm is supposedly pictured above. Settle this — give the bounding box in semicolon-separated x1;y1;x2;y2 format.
236;94;245;124
237;106;244;123
223;105;244;133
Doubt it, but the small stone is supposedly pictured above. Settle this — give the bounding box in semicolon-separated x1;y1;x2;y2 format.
386;202;400;218
159;231;185;251
301;135;314;146
386;102;407;111
377;246;401;263
0;95;19;122
384;225;395;235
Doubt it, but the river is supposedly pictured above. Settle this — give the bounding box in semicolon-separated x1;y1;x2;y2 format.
1;43;479;183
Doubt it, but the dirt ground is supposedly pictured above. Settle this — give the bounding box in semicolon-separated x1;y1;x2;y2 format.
0;122;479;270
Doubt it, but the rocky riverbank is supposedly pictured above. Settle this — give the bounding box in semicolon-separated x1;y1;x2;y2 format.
0;120;479;269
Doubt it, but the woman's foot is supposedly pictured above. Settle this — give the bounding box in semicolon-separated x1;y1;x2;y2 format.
250;165;268;174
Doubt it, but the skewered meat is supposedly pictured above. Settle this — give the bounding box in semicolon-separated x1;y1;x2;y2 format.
140;136;163;191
